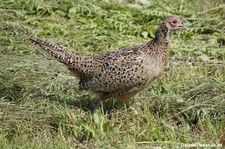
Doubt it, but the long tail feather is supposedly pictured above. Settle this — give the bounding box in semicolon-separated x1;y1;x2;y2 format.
29;36;72;65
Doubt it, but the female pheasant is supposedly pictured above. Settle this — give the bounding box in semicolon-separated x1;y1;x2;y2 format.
30;16;185;114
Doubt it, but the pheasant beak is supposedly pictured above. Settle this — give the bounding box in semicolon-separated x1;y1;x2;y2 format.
178;22;186;28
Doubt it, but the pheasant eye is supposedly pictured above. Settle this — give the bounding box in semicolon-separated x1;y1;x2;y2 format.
172;20;178;24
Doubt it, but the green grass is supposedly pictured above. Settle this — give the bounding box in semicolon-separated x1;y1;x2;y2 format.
0;0;225;148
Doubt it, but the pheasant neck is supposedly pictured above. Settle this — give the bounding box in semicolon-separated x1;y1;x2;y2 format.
154;24;171;46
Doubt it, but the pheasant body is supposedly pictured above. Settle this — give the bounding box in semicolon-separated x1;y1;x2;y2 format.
30;16;184;113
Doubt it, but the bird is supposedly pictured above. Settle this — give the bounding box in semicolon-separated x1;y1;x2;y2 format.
29;16;185;114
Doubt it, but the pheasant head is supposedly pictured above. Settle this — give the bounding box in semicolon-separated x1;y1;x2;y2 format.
163;16;185;31
155;16;185;44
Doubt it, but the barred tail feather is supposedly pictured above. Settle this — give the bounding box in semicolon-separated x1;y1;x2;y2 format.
29;36;72;65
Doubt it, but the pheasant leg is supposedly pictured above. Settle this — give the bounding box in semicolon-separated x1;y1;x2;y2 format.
91;98;101;115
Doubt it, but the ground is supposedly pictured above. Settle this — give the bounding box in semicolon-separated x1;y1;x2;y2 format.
0;0;225;148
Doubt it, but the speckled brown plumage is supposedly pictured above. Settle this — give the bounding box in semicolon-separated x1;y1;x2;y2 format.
30;16;185;114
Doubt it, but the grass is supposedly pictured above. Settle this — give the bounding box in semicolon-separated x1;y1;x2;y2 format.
0;0;225;148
